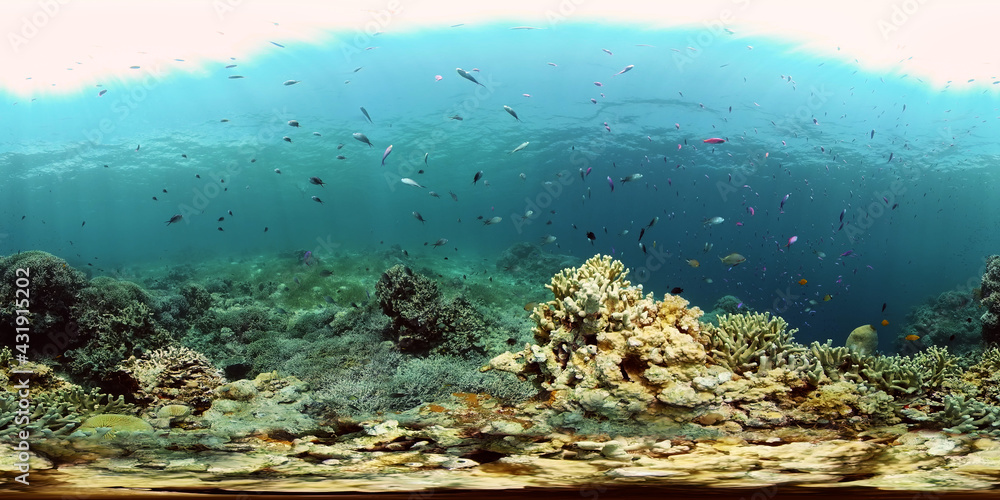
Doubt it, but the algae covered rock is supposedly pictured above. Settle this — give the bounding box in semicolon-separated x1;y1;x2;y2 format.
845;324;878;356
982;255;1000;346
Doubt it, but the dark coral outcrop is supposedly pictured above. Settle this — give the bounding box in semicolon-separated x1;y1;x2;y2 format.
982;255;1000;346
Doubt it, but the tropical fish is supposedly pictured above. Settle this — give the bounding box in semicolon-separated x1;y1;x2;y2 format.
780;193;789;212
288;120;300;127
607;176;614;192
309;176;325;187
786;235;798;247
686;259;700;268
882;302;887;312
703;138;726;144
905;334;920;341
164;214;182;225
473;171;484;184
823;294;832;301
881;319;890;326
613;64;634;76
283;80;300;86
311;196;324;204
720;253;746;266
503;105;521;122
401;178;424;188
483;216;502;225
509;142;529;154
353;132;373;148
703;242;713;253
360;106;373;123
703;216;724;226
424;153;429;164
887;152;893;163
413;211;426;223
638;242;646;254
670;287;684;294
647;217;659;228
283;136;291;142
797;279;807;285
620;173;643;183
586;231;596;244
449;191;459;201
381;145;393;166
431;238;448;248
98;89;107;97
540;235;557;245
303;251;312;266
456;68;484;86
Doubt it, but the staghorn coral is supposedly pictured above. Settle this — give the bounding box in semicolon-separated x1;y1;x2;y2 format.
109;345;226;413
0;385;135;443
809;342;955;396
934;394;1000;437
700;312;814;378
484;255;711;419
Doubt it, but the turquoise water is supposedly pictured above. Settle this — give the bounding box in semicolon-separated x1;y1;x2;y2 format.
2;23;998;350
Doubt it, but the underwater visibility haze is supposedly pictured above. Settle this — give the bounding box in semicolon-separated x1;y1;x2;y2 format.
4;1;1000;498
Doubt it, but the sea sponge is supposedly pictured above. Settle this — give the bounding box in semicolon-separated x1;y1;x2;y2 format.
483;255;712;419
845;324;878;356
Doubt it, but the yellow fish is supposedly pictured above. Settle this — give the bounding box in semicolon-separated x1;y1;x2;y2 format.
823;294;832;301
905;334;920;341
797;279;808;285
686;259;700;268
881;319;889;326
719;253;746;266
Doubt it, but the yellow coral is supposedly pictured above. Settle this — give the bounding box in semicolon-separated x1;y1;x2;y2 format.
77;414;152;439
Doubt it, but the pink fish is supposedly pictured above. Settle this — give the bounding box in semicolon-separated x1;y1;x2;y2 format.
667;178;672;186
703;138;726;144
381;144;393;166
675;123;680;130
604;122;611;132
607;176;614;192
585;167;592;176
780;193;789;212
677;144;682;150
747;206;755;216
434;75;442;81
736;222;743;226
590;98;597;104
786;235;797;247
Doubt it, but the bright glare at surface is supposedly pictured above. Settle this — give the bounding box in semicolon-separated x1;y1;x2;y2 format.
0;0;997;96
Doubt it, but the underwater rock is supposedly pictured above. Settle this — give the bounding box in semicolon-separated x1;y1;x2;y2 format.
375;264;486;355
203;371;318;439
981;255;1000;346
495;242;579;281
0;251;88;358
900;288;981;356
845;324;878;356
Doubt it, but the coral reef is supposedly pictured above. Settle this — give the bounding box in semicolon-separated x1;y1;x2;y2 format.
846;324;878;356
699;295;749;325
901;288;981;356
484;255;711;419
65;276;175;384
0;251;88;358
375;264;487;356
495;242;580;283
700;312;813;378
109;345;226;413
203;371;319;439
809;342;955;396
981;255;1000;346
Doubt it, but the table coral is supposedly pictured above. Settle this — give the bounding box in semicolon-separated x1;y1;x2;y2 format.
484;255;711;419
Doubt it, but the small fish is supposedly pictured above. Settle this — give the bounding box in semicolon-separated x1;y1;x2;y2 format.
703;216;724;226
602;48;613;55
283;136;292;142
613;64;634;76
881;319;890;326
228;75;244;79
638;228;645;241
165;214;182;225
360;106;373;123
98;89;107;97
870;129;875;139
311;196;324;204
434;75;443;81
607;176;614;192
450;115;463;120
905;334;920;341
271;41;285;48
887;152;893;163
217;217;225;222
264;227;268;232
840;250;854;257
840;208;846;222
313;132;322;136
503;105;521;122
786;235;798;247
449;191;459;201
217;227;224;232
686;259;700;268
670;287;684;294
353;132;373;148
540;235;557;245
586;231;596;244
456;68;485;86
274;168;281;174
324;296;335;304
81;221;86;227
483;216;502;225
797;279;807;285
432;238;448;248
620;173;643;183
509;141;529;154
424;153;429;165
381;145;393;166
319;269;334;277
336;155;346;160
647;217;659;228
413;211;426;223
881;302;887;312
720;253;746;266
401;178;424;188
288;120;299;127
703;138;726;144
473;171;484;184
823;294;832;301
283;80;300;86
309;176;325;187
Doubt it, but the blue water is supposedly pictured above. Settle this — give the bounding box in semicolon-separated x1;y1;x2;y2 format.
3;23;998;351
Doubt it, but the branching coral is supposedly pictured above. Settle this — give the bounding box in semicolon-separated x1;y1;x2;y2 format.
0;386;135;441
700;312;813;377
809;342;955;396
484;255;711;419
